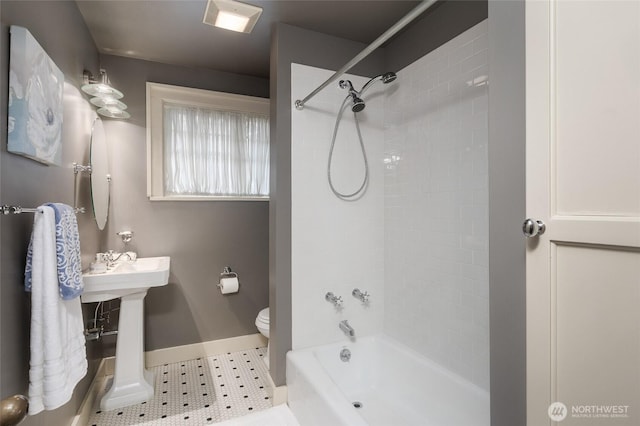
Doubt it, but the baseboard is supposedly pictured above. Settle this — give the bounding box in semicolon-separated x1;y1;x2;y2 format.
81;333;271;416
103;333;268;375
265;372;288;406
70;359;108;426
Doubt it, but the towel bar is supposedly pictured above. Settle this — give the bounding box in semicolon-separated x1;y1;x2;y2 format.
1;205;85;215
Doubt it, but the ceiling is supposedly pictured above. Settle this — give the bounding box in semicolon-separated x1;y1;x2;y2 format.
75;0;423;79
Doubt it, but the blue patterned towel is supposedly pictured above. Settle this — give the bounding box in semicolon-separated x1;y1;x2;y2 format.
25;203;83;299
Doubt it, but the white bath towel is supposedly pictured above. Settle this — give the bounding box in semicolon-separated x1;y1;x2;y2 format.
27;206;87;415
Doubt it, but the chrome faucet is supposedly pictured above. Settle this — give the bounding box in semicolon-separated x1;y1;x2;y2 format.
352;288;370;303
116;230;134;244
104;250;137;268
339;320;355;337
325;292;343;307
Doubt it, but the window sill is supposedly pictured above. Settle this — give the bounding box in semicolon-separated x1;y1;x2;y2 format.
149;195;269;202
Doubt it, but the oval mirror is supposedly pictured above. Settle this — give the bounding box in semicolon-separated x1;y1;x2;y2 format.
90;117;110;230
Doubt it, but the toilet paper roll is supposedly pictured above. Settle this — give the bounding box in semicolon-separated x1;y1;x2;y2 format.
219;277;239;294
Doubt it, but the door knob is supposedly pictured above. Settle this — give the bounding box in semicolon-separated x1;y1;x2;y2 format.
523;218;546;238
0;394;28;426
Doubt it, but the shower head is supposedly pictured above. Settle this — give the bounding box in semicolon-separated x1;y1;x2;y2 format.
350;96;366;113
340;79;366;113
360;71;398;94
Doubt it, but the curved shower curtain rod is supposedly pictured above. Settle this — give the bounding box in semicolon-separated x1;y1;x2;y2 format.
294;0;438;110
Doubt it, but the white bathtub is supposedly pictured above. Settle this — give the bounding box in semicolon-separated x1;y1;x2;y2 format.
287;335;489;426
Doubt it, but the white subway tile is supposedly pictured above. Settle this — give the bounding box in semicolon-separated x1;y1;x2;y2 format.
382;21;489;391
450;41;475;64
462;50;488;74
473;34;488;53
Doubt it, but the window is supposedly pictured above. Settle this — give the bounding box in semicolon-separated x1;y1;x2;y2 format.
147;83;269;200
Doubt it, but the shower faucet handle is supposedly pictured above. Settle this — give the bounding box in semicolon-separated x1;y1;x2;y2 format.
352;288;370;303
325;292;343;307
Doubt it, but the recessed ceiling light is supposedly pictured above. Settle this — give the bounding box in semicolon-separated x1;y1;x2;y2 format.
215;11;250;32
203;0;262;34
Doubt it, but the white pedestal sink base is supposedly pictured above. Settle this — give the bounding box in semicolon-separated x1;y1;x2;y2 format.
81;257;170;411
101;369;154;411
100;291;155;411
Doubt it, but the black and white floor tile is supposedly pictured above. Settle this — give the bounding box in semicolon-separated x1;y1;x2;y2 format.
88;347;271;425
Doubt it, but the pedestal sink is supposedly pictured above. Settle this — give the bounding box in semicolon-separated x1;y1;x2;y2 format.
81;256;170;411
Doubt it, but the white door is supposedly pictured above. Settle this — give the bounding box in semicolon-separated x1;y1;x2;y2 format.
526;1;640;425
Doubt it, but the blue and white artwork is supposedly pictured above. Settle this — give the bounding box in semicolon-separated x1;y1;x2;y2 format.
8;26;64;166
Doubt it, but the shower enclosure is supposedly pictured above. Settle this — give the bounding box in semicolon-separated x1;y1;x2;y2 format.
288;19;490;425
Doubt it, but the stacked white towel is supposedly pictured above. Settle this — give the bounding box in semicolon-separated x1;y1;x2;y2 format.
26;205;87;415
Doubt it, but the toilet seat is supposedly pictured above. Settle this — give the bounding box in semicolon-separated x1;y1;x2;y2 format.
256;308;269;325
255;307;270;368
255;307;270;339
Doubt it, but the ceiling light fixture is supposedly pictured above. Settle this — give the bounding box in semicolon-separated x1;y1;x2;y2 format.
82;69;122;99
89;96;127;110
97;107;131;119
82;69;130;119
215;11;251;32
203;0;262;34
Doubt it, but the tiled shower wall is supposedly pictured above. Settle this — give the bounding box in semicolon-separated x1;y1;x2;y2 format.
291;63;385;350
383;21;489;390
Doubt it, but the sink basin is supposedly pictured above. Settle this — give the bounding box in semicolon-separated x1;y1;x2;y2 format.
81;256;170;303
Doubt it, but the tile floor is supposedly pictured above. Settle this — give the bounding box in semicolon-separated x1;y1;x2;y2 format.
88;347;272;425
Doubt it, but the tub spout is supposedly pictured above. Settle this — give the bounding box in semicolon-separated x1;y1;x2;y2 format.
339;320;355;337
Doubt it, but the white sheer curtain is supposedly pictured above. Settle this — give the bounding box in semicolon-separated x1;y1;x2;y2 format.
163;103;269;197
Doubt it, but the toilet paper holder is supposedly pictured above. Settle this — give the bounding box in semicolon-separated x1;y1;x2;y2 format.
217;266;240;293
220;266;238;279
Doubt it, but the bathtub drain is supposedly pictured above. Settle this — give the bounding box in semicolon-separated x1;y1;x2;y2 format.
352;401;363;409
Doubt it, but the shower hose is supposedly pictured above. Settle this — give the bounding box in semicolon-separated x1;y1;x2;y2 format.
327;95;369;201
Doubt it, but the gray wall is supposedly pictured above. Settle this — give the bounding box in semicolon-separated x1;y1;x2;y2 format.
488;1;526;425
269;23;385;386
98;54;270;355
0;1;103;425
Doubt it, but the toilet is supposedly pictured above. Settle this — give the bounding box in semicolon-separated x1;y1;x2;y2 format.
255;307;270;368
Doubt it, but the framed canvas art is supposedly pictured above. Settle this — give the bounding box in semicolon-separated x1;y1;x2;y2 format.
8;26;64;166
